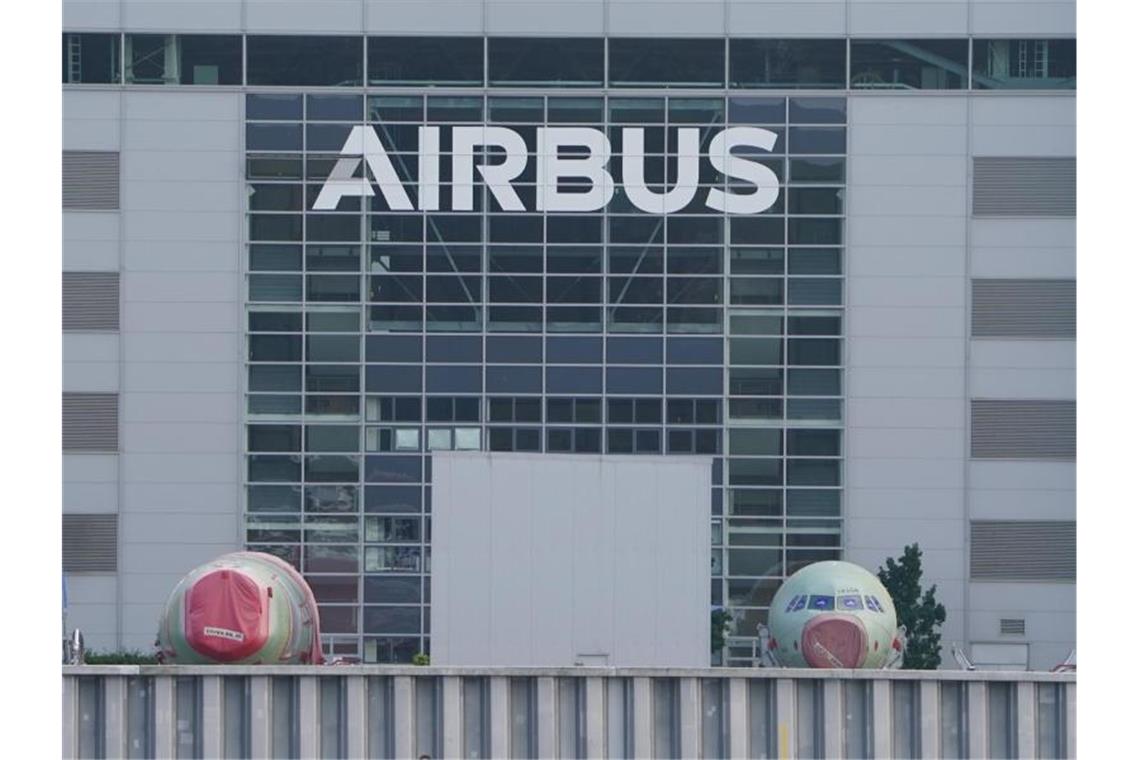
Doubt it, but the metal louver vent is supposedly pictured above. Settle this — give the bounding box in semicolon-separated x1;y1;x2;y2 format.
971;400;1075;460
972;279;1075;338
1000;618;1026;635
63;514;118;573
63;393;119;452
62;272;120;331
973;157;1075;217
971;521;1075;581
62;150;120;210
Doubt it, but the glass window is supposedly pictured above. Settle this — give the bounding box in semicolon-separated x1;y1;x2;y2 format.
246;123;303;151
546;337;602;364
729;40;845;89
807;595;835;611
125;34;241;85
547;97;605;123
247;36;363;86
368;37;484;86
787;429;840;456
972;39;1075;90
488;96;545;123
307;93;362;121
609;38;725;88
63;33;120;84
364;576;421;604
727;97;785;124
427;96;484;122
249;424;302;452
365;485;421;513
607;337;663;365
489;38;604;86
251;244;302;271
850;40;969;90
607;367;662;395
305;484;359;512
247;94;302;121
789;97;846;125
365;455;422;484
248;484;302;512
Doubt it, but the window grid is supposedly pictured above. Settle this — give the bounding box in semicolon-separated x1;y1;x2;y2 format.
245;90;843;661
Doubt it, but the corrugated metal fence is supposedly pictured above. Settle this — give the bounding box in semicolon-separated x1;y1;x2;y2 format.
63;666;1075;759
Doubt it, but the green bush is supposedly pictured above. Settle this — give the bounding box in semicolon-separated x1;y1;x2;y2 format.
412;653;430;666
83;650;160;665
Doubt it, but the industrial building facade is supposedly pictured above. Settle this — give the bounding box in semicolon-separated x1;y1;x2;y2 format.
62;1;1076;669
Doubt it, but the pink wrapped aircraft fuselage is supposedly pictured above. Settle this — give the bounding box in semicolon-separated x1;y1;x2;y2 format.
156;551;323;664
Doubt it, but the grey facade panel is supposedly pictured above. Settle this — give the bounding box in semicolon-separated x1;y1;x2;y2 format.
63;392;120;453
63;272;120;331
971;278;1075;338
970;399;1075;460
63;513;118;573
970;520;1075;581
63;150;121;211
972;157;1075;217
432;452;711;667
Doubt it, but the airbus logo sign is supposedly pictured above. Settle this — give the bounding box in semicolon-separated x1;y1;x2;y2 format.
313;125;780;215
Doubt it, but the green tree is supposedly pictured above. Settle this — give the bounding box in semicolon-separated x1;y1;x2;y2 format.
877;544;947;669
711;608;732;658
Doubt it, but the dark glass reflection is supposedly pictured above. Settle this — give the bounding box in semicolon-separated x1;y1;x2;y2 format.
489;38;604;86
609;38;725;87
125;34;242;85
972;39;1075;90
368;37;484;86
729;40;845;89
63;33;120;84
247;36;363;86
850;39;969;90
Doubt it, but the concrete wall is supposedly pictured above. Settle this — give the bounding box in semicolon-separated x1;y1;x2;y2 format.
432;452;711;667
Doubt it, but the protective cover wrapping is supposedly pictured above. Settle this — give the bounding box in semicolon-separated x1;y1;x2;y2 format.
156;551;323;664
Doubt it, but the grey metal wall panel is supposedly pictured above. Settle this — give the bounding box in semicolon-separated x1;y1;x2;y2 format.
972;158;1075;217
63;1;120;30
608;1;725;35
486;1;605;33
970;1;1076;36
970;400;1075;460
726;1;847;34
63;151;120;211
971;279;1075;338
432;452;710;667
63;513;119;573
970;520;1075;581
363;2;485;33
122;2;243;31
849;2;969;35
64;272;120;331
63;393;120;452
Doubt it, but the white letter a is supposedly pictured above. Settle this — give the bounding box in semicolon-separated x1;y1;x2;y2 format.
312;126;414;211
